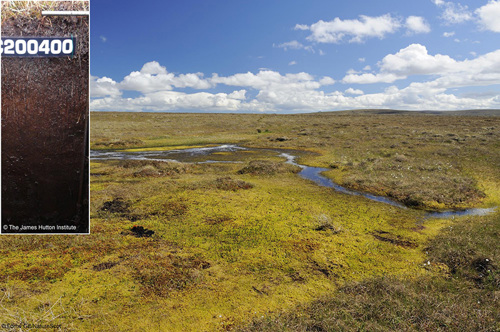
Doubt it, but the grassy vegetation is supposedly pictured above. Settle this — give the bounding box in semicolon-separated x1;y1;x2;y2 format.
91;111;500;210
1;1;89;23
0;110;498;331
238;213;500;331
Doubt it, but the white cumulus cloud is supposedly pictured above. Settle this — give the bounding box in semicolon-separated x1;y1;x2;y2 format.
228;90;247;100
120;61;213;93
211;70;328;91
442;3;472;24
90;56;500;113
343;44;500;88
343;72;401;84
433;1;473;24
378;44;457;76
345;88;364;95
476;0;500;32
297;14;401;44
294;24;309;31
319;76;336;85
90;75;121;98
405;16;431;34
274;40;309;51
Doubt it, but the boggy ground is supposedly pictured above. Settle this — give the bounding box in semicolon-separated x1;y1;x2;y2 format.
0;110;499;331
92;110;499;210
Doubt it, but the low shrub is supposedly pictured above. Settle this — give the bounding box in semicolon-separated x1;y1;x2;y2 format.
129;252;210;297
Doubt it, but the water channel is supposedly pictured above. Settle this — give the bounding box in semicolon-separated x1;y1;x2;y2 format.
91;144;497;219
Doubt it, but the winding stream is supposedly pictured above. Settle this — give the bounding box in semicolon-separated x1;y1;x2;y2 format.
91;144;497;219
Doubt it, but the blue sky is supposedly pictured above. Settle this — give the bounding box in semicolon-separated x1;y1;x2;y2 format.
90;0;500;112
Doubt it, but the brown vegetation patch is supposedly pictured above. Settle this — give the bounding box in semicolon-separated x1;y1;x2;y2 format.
308;260;341;278
123;225;155;238
411;225;426;232
90;172;109;177
125;214;142;222
471;257;495;274
93;138;144;148
251;285;270;295
426;215;500;290
118;160;191;177
2;258;72;282
436;250;499;287
437;249;474;274
238;160;301;175
372;231;418;248
100;198;130;214
288;271;306;283
204;215;233;225
162;200;188;217
237;276;500;331
471;258;499;288
93;261;119;272
133;165;160;177
129;252;210;297
284;239;321;254
312;215;342;233
340;157;486;210
212;177;254;191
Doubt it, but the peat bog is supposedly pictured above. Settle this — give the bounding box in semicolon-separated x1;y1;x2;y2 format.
0;110;499;331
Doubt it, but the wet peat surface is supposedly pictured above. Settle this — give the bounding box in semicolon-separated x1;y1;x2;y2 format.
91;145;281;163
91;145;497;219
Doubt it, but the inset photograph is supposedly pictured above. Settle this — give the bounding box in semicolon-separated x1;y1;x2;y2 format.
1;1;89;234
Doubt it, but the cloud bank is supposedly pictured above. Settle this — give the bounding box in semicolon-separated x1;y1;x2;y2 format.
91;44;500;113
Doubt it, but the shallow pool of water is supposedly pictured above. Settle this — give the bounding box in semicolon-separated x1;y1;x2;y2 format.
90;144;247;163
